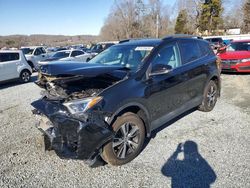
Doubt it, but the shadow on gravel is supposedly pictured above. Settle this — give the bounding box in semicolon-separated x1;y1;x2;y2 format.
151;108;197;139
161;141;217;188
141;108;197;158
0;75;37;90
222;72;250;75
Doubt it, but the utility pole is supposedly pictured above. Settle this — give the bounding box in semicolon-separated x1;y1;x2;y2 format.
156;14;159;38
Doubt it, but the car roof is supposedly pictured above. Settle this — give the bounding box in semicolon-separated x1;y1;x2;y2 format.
117;35;203;46
232;40;250;43
116;39;162;46
0;50;21;53
21;46;44;49
56;49;83;53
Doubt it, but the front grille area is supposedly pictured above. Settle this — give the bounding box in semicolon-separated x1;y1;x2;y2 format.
239;66;250;70
221;59;239;65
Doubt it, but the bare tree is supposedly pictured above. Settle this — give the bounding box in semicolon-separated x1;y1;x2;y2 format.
100;0;172;40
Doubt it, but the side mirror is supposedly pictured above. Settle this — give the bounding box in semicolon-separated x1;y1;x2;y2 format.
149;64;172;76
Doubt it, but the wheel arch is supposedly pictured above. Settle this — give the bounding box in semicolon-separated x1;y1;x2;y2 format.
108;102;151;137
20;68;32;76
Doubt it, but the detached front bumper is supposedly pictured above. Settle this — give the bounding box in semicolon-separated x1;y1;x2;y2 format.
31;99;113;162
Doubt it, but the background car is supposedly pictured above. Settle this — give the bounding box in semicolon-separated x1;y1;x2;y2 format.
205;37;225;52
20;46;49;70
0;50;32;83
87;41;118;56
218;40;250;72
39;49;92;63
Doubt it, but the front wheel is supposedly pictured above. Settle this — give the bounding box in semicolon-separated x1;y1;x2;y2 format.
20;70;31;83
198;80;218;112
102;113;145;166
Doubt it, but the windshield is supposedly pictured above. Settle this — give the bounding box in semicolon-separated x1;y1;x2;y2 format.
88;45;154;71
21;48;34;55
52;51;70;58
227;42;250;51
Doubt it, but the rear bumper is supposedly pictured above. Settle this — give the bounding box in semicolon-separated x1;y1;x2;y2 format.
31;99;113;162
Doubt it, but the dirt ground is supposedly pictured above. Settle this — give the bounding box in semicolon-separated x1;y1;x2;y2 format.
0;73;250;188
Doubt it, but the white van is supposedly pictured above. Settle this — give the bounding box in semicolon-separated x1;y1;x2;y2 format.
0;50;32;83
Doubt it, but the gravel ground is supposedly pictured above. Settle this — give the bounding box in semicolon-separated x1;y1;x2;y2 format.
0;73;250;188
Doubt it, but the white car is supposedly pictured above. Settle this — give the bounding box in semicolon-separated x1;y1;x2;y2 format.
39;49;93;64
20;46;49;70
0;50;32;83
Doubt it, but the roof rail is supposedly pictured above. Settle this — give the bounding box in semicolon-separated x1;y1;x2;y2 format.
162;34;203;40
119;38;147;44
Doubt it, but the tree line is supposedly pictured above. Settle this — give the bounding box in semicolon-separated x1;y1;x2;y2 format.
100;0;250;40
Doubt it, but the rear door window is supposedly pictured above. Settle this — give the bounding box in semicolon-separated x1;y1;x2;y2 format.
0;53;20;62
178;40;202;64
76;50;84;55
34;48;42;55
40;47;46;54
152;43;181;69
71;51;79;57
198;41;214;57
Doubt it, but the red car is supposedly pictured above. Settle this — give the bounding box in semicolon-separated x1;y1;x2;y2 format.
218;40;250;72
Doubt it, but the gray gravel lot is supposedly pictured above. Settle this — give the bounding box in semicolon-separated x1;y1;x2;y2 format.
0;74;250;188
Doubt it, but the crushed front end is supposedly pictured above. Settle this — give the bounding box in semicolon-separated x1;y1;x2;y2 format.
32;99;113;164
31;62;125;165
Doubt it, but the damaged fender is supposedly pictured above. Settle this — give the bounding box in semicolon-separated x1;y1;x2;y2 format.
32;99;114;160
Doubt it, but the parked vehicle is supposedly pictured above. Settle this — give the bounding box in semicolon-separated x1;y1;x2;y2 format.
20;46;49;70
0;50;32;83
32;35;221;167
218;40;250;72
205;37;224;52
39;49;92;64
87;41;118;56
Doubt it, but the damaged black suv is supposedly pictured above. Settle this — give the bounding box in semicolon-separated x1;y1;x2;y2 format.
32;35;221;166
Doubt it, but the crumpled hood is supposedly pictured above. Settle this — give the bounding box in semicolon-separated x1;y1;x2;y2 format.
39;61;128;79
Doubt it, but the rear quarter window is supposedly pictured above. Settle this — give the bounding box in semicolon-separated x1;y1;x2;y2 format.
178;40;202;64
198;41;215;57
0;52;20;62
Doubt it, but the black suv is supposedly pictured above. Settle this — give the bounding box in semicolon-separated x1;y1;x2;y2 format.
32;35;221;166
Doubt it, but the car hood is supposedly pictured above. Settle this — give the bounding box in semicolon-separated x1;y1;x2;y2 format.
39;61;129;79
219;51;250;60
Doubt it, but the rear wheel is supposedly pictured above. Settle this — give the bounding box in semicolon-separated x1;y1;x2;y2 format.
20;70;31;83
198;80;218;112
102;113;145;166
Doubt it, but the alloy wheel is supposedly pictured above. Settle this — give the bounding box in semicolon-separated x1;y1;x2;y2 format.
112;122;140;159
22;72;30;82
207;85;217;107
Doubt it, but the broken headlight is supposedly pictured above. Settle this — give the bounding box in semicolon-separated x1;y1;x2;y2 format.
63;96;103;114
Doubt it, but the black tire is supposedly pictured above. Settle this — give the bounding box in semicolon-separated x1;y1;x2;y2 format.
102;113;145;166
198;80;218;112
86;58;90;62
20;69;31;83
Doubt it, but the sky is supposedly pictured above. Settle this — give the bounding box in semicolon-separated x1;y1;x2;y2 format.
0;0;176;36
